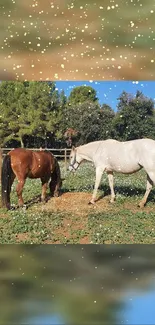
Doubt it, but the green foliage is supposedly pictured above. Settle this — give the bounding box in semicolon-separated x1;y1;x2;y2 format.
0;81;29;147
0;82;155;148
68;85;98;105
62;101;115;146
27;81;51;139
100;104;115;139
59;90;67;109
112;90;155;140
0;81;62;147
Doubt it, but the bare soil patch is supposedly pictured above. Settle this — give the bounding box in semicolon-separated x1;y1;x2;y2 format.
36;191;155;216
15;233;30;242
40;192;110;215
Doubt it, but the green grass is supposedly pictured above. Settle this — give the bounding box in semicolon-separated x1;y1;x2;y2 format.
88;210;155;244
1;162;155;243
0;204;89;244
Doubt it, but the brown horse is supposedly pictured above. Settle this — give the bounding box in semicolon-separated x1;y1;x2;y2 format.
1;148;62;210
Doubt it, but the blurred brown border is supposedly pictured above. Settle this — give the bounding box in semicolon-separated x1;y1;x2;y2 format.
0;0;155;80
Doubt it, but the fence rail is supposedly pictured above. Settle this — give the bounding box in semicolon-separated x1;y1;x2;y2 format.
0;148;72;174
0;147;71;156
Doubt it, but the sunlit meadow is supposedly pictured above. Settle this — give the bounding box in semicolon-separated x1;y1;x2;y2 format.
0;162;155;243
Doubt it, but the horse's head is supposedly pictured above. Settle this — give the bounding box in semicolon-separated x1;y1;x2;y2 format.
49;177;65;197
69;146;82;172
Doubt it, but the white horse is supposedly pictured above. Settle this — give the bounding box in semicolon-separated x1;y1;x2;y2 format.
69;138;155;207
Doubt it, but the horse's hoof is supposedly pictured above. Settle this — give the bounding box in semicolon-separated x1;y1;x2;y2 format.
88;201;95;205
138;204;144;209
17;204;27;211
10;205;16;211
110;200;116;204
22;204;27;211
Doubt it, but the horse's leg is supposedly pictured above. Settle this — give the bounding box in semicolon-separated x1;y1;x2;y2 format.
89;167;104;204
16;178;26;207
53;184;59;197
41;178;48;203
107;171;116;203
138;173;153;208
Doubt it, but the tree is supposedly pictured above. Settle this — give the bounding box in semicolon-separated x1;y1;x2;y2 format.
26;82;65;147
59;90;67;109
62;101;114;146
68;85;98;105
0;81;29;147
0;81;63;148
112;90;155;141
26;81;52;146
100;104;115;139
117;90;132;111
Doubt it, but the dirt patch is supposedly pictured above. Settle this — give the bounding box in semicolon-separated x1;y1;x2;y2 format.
0;213;8;218
40;192;111;215
119;201;155;214
1;191;153;218
39;192;155;216
79;236;90;244
15;232;30;242
38;193;90;243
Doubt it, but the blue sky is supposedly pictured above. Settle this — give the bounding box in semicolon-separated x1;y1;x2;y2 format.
119;287;155;324
55;81;155;111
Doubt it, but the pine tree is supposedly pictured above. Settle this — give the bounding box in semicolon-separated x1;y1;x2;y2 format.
68;85;98;105
113;90;155;140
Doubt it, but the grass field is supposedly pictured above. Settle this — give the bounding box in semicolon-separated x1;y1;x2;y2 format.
0;162;155;244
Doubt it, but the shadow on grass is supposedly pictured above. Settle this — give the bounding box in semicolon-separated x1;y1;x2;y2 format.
8;183;155;210
61;183;155;204
9;193;53;210
19;189;65;210
99;184;155;203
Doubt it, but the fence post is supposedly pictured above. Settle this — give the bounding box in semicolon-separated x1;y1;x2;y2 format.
64;148;67;172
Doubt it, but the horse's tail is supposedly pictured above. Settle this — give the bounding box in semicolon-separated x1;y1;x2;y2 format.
49;157;62;196
1;155;12;209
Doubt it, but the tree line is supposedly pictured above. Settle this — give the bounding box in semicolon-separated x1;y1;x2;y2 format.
0;81;155;148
